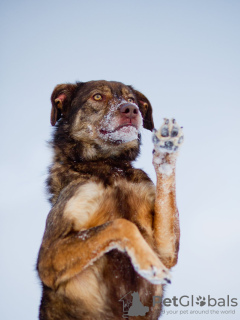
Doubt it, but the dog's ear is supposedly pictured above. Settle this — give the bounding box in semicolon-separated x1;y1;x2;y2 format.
130;88;154;131
50;83;77;126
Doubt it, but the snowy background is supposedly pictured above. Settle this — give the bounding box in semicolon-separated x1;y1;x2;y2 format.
1;0;240;319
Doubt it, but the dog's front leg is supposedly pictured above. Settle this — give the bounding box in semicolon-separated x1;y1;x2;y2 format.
152;118;184;269
37;218;171;290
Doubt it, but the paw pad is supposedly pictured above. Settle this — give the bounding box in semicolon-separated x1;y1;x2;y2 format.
152;118;184;153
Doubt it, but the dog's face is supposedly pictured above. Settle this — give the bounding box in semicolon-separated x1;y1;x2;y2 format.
50;81;154;161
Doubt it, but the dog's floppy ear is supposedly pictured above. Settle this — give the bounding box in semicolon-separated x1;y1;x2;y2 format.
130;88;154;131
50;83;77;126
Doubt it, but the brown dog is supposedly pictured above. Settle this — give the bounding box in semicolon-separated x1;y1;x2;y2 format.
37;80;183;320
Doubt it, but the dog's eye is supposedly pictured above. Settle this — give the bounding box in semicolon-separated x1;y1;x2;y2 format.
93;94;103;101
128;98;134;103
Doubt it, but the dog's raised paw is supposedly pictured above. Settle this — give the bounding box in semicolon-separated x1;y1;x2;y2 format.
152;118;184;153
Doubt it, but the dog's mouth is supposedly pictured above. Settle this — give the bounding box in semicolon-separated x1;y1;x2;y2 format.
99;123;139;143
100;123;138;135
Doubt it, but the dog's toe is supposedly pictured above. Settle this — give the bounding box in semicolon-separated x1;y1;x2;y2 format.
137;264;171;285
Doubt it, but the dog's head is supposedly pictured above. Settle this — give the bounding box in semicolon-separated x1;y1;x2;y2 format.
50;80;154;162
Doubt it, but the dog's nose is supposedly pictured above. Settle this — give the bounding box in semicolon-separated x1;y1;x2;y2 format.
120;103;139;119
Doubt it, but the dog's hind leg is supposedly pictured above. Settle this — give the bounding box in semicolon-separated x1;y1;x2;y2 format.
152;118;184;269
37;218;171;290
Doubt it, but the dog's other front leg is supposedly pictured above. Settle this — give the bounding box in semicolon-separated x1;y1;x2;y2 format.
37;218;171;290
152;118;184;269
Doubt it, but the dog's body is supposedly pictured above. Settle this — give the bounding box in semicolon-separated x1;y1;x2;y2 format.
37;80;183;320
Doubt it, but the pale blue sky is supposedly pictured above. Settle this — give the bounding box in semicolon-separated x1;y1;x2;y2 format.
1;1;240;319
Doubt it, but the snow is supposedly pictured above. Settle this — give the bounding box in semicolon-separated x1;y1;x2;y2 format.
100;125;139;143
153;152;178;176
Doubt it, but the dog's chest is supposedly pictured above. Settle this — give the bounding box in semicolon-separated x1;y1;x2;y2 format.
63;178;156;232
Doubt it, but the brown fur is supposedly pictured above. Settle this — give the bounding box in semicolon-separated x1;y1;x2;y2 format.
37;80;180;320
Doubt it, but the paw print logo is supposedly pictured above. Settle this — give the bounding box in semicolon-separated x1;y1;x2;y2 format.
196;296;206;307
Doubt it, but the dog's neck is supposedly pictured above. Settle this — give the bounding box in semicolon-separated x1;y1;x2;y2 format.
47;129;142;204
52;143;140;172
